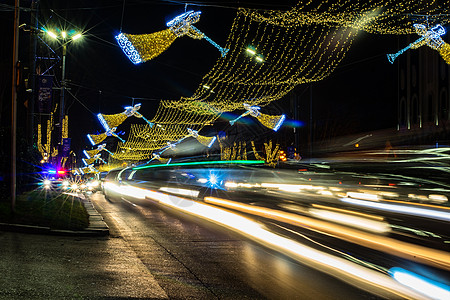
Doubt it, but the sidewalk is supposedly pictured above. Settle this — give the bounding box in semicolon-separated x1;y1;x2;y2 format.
0;193;168;299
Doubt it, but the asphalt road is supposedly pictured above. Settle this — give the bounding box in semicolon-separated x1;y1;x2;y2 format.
91;191;389;299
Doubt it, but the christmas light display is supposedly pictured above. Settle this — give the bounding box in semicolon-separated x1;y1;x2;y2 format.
146;153;171;165
439;42;450;64
167;11;229;57
84;143;114;159
229;103;285;131
87;127;124;146
161;141;177;154
82;154;106;166
115;10;228;64
176;128;217;148
124;103;155;127
109;0;450;162
98;103;155;131
387;23;448;64
80;164;98;174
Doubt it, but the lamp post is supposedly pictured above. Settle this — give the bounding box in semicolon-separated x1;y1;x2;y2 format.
11;0;20;212
45;29;82;166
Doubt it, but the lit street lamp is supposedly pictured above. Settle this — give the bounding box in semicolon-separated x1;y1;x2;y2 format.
44;28;82;165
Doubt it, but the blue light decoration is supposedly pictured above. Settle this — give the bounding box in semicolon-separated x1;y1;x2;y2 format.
146;153;172;165
124;103;154;127
106;127;125;143
229;103;260;126
97;113;111;131
387;23;446;64
83;150;90;159
87;134;96;146
389;267;450;299
87;127;125;146
161;141;177;154
273;115;286;132
229;103;286;131
115;33;142;64
177;128;217;148
167;10;229;57
97;143;114;156
207;136;217;148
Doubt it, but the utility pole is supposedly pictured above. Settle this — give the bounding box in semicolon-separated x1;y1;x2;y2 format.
28;0;39;143
60;44;66;141
59;44;67;168
11;0;20;212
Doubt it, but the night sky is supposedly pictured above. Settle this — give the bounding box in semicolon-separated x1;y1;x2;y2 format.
1;0;401;157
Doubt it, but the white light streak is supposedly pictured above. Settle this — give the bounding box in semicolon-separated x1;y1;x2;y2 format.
308;208;391;234
347;192;380;201
159;187;199;198
143;191;428;299
341;197;450;221
390;267;450;300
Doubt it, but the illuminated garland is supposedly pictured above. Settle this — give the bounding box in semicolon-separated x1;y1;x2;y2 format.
62;115;69;142
219;141;248;161
98;103;154;133
87;127;125;146
37;109;58;160
229;103;285;131
146;153;171;164
439;42;450;64
80;164;98;174
176;128;217;148
116;10;228;64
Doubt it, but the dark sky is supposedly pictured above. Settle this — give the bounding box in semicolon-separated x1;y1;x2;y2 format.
2;0;402;157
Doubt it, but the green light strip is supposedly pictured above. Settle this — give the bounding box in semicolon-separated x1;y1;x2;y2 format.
133;160;265;170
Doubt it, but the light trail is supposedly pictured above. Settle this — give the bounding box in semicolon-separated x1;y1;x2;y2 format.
204;197;450;271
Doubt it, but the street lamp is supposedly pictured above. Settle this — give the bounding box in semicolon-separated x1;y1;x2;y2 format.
44;28;82;166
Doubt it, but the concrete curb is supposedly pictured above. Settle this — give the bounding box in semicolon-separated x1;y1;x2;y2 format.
0;193;109;237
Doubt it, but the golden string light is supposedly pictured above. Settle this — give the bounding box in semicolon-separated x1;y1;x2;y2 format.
37;109;58;160
62;115;69;142
439;42;450;64
118;30;177;63
98;112;127;130
110;0;450;162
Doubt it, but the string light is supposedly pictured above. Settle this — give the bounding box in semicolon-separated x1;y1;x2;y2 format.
229;103;285;131
97;104;155;142
439;42;450;64
82;153;105;165
115;10;228;65
87;127;124;146
109;0;450;162
176;128;217;148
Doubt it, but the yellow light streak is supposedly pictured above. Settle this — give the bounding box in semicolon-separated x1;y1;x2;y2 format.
139;190;428;299
204;196;450;271
311;204;385;221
